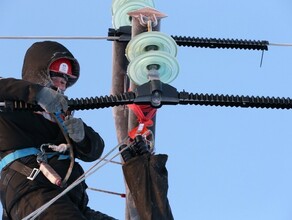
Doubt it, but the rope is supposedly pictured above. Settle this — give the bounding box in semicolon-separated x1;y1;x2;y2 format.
50;113;74;186
22;138;128;220
100;158;122;165
127;104;157;139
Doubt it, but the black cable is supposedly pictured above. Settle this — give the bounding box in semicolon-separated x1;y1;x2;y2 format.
178;91;292;109
107;28;270;51
2;90;292;111
0;92;136;112
172;35;269;51
67;92;136;111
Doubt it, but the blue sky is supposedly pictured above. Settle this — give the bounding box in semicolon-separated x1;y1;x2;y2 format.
1;0;292;219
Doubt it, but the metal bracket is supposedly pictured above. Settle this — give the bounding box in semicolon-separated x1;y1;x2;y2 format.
27;168;40;181
127;7;167;28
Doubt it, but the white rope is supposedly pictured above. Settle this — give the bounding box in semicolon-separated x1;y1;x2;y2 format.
22;139;127;220
0;36;119;40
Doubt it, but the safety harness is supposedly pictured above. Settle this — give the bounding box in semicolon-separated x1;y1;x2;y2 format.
0;145;70;184
0;148;41;180
0;112;73;187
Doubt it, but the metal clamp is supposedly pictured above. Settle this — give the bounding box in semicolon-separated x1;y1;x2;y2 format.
37;144;49;163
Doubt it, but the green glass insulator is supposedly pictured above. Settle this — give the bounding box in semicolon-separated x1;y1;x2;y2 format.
112;0;155;14
112;0;155;29
126;31;178;61
127;51;179;85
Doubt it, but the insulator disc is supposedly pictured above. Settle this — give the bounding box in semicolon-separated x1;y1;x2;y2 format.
112;1;155;29
127;51;179;85
126;31;178;61
112;0;155;15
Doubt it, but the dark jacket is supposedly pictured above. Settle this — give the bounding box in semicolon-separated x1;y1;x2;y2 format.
0;41;107;219
0;77;104;161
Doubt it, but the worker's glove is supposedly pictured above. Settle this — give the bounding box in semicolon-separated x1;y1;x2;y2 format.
63;116;85;143
36;87;68;113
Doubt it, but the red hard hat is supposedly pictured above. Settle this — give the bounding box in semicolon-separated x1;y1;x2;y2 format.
49;58;76;78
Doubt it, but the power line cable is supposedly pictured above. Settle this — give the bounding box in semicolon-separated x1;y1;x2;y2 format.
0;36;119;40
1;35;292;49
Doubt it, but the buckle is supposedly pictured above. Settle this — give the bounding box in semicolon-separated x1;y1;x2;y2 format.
27;168;40;180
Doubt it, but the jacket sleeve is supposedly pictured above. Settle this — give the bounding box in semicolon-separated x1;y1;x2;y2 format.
72;122;105;162
0;77;43;103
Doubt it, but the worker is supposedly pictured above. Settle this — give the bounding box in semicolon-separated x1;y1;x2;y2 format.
0;41;116;219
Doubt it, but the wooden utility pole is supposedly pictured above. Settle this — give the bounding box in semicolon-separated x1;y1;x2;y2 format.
111;3;169;220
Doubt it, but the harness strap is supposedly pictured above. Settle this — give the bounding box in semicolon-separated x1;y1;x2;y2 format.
127;104;157;139
0;148;70;172
0;148;40;171
9;160;40;180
